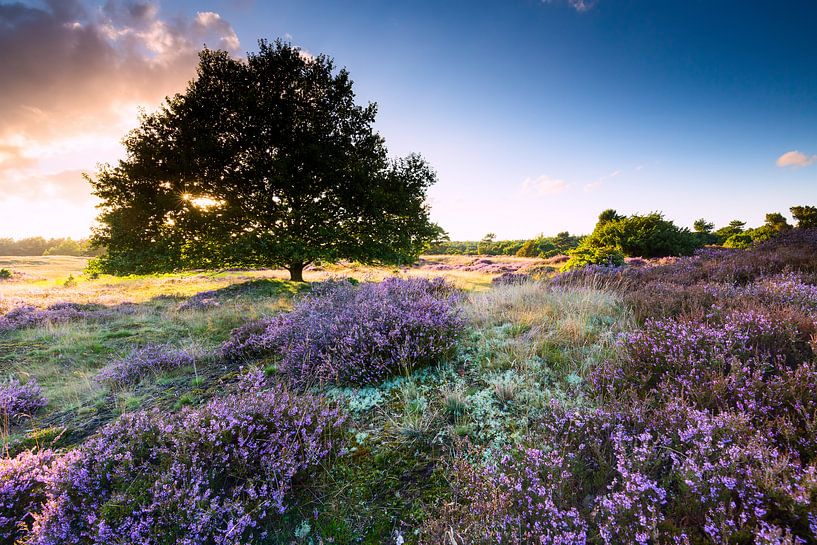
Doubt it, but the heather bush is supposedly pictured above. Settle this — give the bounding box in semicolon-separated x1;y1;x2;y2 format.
491;271;532;285
424;403;817;545
0;303;91;333
0;378;47;424
222;277;464;386
0;449;58;542
29;374;346;544
94;344;196;387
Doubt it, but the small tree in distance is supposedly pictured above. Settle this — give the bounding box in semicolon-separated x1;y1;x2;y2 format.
791;205;817;228
89;40;443;281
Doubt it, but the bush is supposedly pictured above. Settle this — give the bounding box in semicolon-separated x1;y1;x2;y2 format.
94;344;196;387
566;212;699;270
0;378;47;424
222;277;464;386
561;244;625;271
491;272;533;285
29;374;345;544
724;231;755;248
0;449;59;542
0;302;92;334
0;268;12;280
423;403;817;545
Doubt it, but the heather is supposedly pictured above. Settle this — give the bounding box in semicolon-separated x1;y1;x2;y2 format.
28;373;345;545
0;449;58;542
222;277;464;386
0;378;47;424
0;303;92;333
423;403;817;545
94;344;197;387
3;240;817;543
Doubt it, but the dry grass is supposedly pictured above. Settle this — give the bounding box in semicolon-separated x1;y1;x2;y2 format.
465;280;632;376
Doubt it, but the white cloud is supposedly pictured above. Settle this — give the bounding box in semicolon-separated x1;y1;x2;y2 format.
583;169;621;192
776;150;816;168
542;0;597;12
522;175;569;196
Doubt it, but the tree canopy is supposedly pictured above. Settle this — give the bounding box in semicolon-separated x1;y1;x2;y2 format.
89;40;443;281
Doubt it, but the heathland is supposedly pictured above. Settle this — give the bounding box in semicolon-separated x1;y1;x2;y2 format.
2;228;817;544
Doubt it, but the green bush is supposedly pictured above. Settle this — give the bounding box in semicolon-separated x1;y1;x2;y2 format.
0;268;12;279
565;211;698;268
723;232;755;249
561;245;624;270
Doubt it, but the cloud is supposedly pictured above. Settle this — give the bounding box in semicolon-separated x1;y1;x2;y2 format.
542;0;597;12
776;150;816;168
0;0;240;236
522;175;569;196
584;169;621;192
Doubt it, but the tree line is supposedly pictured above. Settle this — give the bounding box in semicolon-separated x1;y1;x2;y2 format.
428;205;817;267
0;237;103;257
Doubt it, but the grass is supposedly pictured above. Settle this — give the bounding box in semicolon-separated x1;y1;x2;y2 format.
0;255;630;543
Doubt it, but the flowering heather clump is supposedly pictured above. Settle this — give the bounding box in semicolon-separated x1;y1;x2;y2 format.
29;376;345;544
0;449;59;542
222;277;464;386
0;378;47;423
596;310;805;395
424;403;817;544
0;302;91;333
491;271;532;286
94;344;196;387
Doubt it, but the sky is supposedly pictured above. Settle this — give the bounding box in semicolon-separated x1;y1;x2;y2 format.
1;0;815;240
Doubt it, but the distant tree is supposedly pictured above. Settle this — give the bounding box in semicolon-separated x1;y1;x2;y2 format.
692;218;719;245
596;209;623;228
477;233;497;254
89;40;443;281
791;205;817;228
693;219;714;234
764;212;792;233
553;231;581;254
43;238;83;256
515;239;538;258
714;220;746;241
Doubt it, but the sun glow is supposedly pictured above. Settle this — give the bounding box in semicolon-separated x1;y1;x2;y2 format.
182;194;224;209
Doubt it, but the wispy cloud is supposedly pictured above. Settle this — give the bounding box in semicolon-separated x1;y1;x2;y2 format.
776;150;816;168
522;175;569;196
542;0;597;12
584;169;621;192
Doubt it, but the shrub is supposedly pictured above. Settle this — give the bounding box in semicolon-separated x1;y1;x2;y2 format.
0;268;12;280
95;344;196;387
595;310;804;397
569;212;699;266
0;302;91;334
724;231;755;248
29;374;345;544
0;378;47;424
222;277;464;386
0;449;59;542
491;272;532;285
562;244;625;271
423;403;816;545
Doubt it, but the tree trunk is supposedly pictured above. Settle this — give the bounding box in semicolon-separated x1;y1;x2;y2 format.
287;261;306;282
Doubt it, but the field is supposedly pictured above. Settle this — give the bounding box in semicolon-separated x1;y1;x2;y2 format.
2;236;817;544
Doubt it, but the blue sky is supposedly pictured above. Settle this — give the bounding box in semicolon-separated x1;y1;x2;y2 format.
1;0;815;238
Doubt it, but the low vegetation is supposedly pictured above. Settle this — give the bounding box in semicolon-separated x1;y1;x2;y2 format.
2;228;817;543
